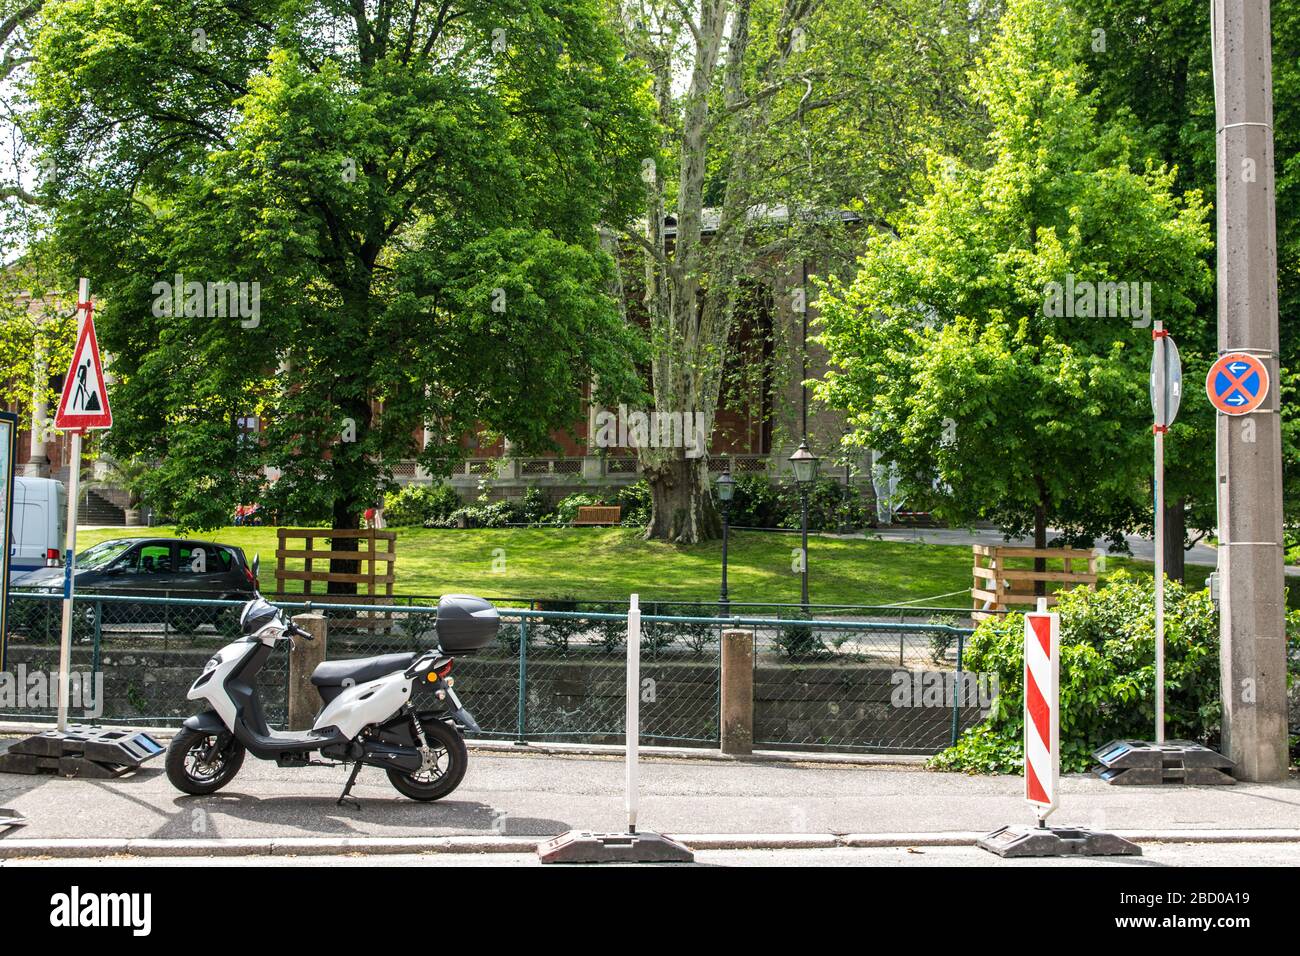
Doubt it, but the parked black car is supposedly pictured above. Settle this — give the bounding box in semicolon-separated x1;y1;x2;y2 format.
11;537;259;631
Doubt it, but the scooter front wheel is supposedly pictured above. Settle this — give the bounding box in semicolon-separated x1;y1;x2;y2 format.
166;727;245;795
386;718;468;801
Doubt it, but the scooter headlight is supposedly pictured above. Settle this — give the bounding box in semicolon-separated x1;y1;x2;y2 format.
203;652;223;674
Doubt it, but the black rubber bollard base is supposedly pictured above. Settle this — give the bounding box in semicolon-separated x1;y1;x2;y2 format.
1092;739;1235;785
978;824;1141;858
538;830;695;864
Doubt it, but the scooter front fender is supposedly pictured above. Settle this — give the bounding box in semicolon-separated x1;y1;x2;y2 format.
183;711;229;735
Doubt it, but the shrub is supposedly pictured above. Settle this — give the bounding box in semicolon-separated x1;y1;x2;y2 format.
727;475;873;531
614;480;652;529
773;613;827;659
929;571;1221;774
383;484;462;527
437;499;520;528
727;474;784;527
518;488;549;526
548;493;605;526
779;477;874;532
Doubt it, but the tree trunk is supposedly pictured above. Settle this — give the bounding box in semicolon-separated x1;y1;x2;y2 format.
328;491;363;596
326;385;372;596
643;454;721;543
1033;501;1048;597
1163;495;1187;584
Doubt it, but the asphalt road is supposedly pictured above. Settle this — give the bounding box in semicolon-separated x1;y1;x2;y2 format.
4;843;1298;867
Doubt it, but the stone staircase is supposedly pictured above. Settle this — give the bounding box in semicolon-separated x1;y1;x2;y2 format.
78;489;126;526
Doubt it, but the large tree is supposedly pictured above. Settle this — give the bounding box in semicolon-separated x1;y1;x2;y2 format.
1065;0;1300;576
28;0;655;554
613;0;995;542
813;0;1213;553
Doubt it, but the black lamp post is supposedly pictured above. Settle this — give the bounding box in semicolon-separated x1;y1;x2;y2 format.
715;468;735;618
788;438;820;610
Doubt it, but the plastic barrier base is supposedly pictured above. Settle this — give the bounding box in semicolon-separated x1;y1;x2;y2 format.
1092;739;1235;786
0;808;28;834
538;830;695;864
978;823;1141;858
0;726;164;779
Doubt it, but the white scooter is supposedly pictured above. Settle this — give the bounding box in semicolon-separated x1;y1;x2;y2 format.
165;582;498;805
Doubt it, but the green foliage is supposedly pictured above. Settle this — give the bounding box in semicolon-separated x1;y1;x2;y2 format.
726;475;785;528
440;499;520;529
383;485;462;528
930;571;1221;773
813;0;1213;548
613;481;652;529
726;475;872;532
1068;0;1300;536
0;251;76;426
548;493;606;526
517;488;550;526
773;614;828;660
29;0;656;530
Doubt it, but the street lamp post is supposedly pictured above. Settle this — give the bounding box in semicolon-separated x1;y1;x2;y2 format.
715;468;735;618
788;439;819;611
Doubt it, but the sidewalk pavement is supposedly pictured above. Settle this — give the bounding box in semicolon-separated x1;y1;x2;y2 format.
864;527;1223;568
1;745;1296;857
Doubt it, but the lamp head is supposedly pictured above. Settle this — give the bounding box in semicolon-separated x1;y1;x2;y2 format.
788;438;819;485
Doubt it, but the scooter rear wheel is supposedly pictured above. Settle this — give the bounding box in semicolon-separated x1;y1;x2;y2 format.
166;727;245;795
386;718;467;801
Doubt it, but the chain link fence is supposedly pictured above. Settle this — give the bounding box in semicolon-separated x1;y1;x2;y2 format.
744;616;987;753
2;592;288;727
1;592;979;753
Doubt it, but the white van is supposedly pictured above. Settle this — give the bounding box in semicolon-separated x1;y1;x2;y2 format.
9;476;66;578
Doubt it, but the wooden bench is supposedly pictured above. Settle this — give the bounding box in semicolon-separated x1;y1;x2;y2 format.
574;505;621;526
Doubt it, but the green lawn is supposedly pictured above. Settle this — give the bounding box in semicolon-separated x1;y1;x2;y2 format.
72;524;1261;609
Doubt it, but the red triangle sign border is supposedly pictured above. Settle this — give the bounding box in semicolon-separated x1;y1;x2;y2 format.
54;310;113;431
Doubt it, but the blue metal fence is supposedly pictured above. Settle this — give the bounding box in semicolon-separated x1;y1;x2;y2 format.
1;591;981;753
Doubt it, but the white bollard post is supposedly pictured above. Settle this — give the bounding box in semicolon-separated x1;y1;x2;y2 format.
535;592;693;862
625;593;640;834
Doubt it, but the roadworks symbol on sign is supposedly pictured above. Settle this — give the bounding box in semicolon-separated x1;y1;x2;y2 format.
54;309;113;430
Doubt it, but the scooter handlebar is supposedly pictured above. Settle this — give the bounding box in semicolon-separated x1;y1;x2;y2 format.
284;622;314;641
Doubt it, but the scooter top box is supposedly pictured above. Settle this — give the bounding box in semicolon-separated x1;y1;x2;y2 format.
435;594;499;653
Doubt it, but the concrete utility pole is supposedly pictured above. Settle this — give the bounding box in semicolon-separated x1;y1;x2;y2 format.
1212;0;1288;782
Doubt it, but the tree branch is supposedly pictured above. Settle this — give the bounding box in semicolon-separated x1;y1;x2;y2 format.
619;223;667;268
0;182;47;206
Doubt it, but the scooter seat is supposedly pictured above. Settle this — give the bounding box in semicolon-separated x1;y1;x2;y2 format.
310;653;418;688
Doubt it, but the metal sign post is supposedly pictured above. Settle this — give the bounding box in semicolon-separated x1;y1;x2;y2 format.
1150;321;1181;744
1088;338;1238;786
55;423;81;731
53;277;112;731
0;410;17;672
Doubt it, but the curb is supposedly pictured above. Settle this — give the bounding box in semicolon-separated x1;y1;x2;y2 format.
3;829;1299;859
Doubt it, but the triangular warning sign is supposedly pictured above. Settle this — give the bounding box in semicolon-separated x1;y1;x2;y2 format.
54;308;113;430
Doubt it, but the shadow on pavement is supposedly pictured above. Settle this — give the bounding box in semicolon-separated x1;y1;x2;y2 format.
152;792;570;839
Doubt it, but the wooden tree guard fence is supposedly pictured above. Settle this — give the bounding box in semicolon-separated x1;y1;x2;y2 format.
275;528;397;632
972;545;1097;621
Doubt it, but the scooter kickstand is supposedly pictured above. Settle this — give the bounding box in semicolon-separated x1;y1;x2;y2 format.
337;761;363;809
